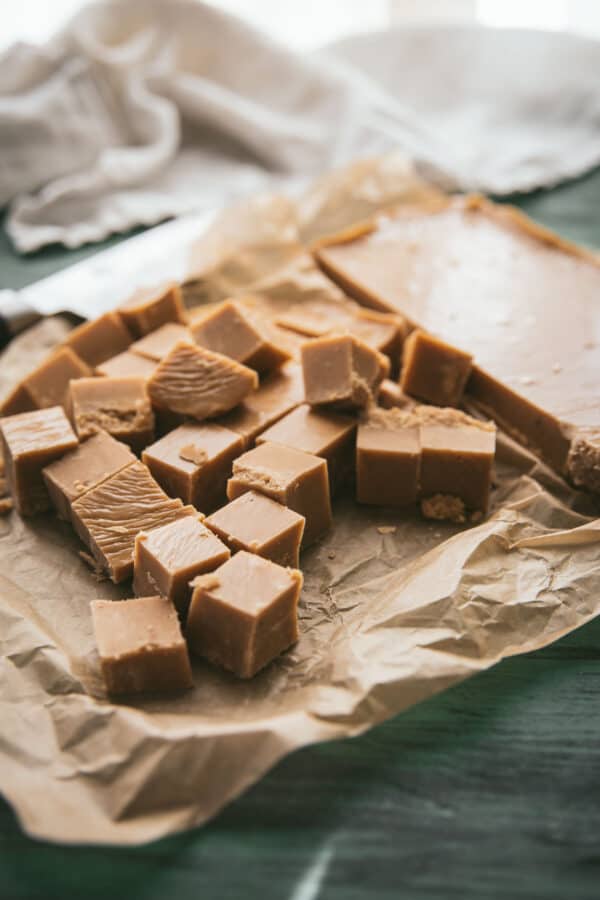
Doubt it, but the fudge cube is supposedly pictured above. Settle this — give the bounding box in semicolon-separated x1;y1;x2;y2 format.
256;403;356;494
356;408;421;507
118;281;187;337
68;376;155;451
91;596;193;695
191;300;291;373
143;422;244;513
71;461;189;582
400;329;473;407
42;430;136;520
63;312;132;367
186;551;303;678
130;323;191;361
134;513;230;614
147;341;258;419
21;347;91;410
205;491;305;568
96;351;157;379
301;334;389;409
0;406;78;515
227;442;331;547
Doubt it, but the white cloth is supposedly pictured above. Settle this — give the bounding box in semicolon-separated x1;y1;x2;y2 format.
2;0;600;252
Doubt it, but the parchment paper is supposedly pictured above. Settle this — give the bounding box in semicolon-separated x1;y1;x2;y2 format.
2;155;600;846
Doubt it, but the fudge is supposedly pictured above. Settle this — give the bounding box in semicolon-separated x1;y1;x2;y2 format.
0;384;35;417
147;341;258;419
134;513;230;614
118;281;187;337
62;312;132;367
142;422;244;513
186;550;303;678
256;403;356;493
378;379;417;410
20;348;90;410
71;461;189;582
356;408;421;508
205;491;305;567
227;442;332;547
42;430;136;521
0;406;78;516
400;329;473;407
191;300;291;373
130;323;191;361
301;334;389;409
275;299;357;337
68;376;155;450
91;596;193;695
347;309;406;363
95;351;157;379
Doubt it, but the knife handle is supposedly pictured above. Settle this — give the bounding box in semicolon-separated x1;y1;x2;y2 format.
0;292;40;350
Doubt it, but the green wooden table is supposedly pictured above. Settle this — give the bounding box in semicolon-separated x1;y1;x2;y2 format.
2;170;600;900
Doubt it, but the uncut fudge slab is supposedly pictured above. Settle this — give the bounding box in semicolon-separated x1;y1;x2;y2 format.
301;334;389;410
147;341;258;419
227;442;332;547
130;323;192;361
205;490;305;567
62;312;132;367
69;377;154;451
191;300;291;373
71;461;189;582
2;348;91;414
118;281;187;338
186;551;303;679
91;596;193;695
315;195;600;491
43;430;136;521
95;351;157;379
257;403;356;494
134;513;230;614
142;422;244;513
0;407;78;515
400;329;473;407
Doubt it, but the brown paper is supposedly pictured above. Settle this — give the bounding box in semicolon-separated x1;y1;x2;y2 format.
2;154;600;845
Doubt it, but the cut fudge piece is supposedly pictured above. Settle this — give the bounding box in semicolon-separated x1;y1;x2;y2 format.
118;281;187;337
63;312;132;367
377;379;417;411
0;406;78;515
71;461;189;582
68;376;154;451
91;596;193;695
186;550;302;678
191;300;291;373
0;384;35;417
275;299;357;338
21;347;91;410
147;341;258;419
205;491;305;567
130;323;191;361
134;512;230;614
42;430;136;520
257;403;356;494
356;408;421;507
301;334;389;409
227;442;331;547
217;362;304;447
95;351;157;379
142;422;244;513
347;309;406;361
400;329;473;407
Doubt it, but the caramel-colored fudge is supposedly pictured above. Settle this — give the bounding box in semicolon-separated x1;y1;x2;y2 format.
95;351;157;379
0;384;35;417
143;422;244;513
217;362;305;447
401;329;473;407
356;408;421;507
257;403;356;494
71;461;188;582
42;430;136;520
191;300;290;373
377;379;417;411
186;551;302;679
0;407;78;516
63;312;132;367
130;323;191;361
69;376;155;450
134;512;230;614
91;596;193;695
348;309;406;362
20;348;90;410
205;491;305;567
275;299;357;338
301;334;389;409
227;442;331;547
148;341;258;420
118;281;187;338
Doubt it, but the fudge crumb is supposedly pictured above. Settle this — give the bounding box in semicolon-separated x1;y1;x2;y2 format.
190;573;220;592
179;443;208;466
377;525;397;535
327;550;336;560
421;494;466;524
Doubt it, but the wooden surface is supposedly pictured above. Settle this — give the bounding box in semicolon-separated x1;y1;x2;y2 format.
2;169;600;899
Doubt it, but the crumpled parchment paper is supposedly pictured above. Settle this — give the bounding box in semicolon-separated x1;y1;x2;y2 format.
1;155;599;845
